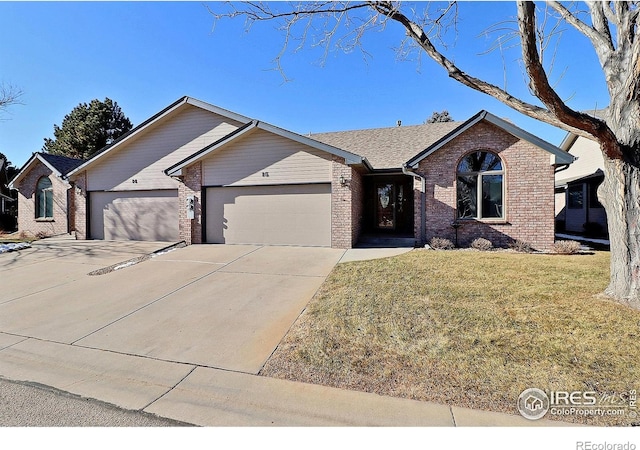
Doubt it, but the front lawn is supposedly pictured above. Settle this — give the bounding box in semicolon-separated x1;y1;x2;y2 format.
261;250;640;426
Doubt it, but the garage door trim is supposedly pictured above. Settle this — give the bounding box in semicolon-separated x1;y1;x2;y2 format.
88;189;179;241
203;183;332;246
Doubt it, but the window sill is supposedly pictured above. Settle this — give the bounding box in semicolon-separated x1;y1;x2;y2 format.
35;218;55;222
456;218;510;225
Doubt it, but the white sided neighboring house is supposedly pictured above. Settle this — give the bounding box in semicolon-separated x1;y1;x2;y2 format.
555;132;608;238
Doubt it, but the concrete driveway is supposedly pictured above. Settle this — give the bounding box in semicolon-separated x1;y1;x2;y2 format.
0;239;344;374
0;237;545;426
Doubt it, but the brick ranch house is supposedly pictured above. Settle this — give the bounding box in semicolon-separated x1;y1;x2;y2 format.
9;153;84;237
10;96;574;250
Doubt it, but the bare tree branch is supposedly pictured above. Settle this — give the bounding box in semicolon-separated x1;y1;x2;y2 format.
587;2;615;52
0;84;23;121
366;1;601;138
210;2;376;81
517;1;622;158
210;1;636;144
549;1;614;61
601;1;618;24
0;84;23;110
623;8;640;102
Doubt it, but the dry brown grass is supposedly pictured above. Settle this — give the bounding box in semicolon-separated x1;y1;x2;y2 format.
261;250;640;426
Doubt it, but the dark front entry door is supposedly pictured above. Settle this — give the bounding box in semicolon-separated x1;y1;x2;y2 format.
373;179;413;233
376;183;395;229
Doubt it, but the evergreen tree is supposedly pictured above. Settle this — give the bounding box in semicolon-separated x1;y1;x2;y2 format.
42;98;133;160
425;110;454;124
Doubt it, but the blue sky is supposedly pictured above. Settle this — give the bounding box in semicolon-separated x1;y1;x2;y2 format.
0;1;610;167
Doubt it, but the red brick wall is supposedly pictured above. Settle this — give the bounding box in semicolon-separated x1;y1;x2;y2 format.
350;168;364;247
16;160;69;237
71;171;87;239
331;156;362;248
415;121;555;251
178;162;202;244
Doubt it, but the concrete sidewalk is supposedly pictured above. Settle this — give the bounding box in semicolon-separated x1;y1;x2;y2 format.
0;333;565;426
339;247;413;263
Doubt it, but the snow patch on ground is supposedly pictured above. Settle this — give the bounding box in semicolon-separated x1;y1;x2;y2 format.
0;242;31;254
112;260;139;271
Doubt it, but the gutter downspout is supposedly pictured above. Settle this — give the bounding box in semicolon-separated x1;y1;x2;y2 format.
554;163;571;174
403;164;426;246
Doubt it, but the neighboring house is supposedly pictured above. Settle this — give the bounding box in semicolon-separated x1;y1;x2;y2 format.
0;158;13;214
0;157;17;232
10;97;573;250
555;133;608;238
9;153;84;237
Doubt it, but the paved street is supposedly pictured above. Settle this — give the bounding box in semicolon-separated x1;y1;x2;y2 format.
0;378;190;426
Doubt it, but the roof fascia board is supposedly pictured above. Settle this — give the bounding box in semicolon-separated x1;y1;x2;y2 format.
9;153;64;189
67;96;191;178
407;110;574;167
165;121;259;176
67;96;254;179
482;112;574;164
556;169;604;186
559;132;579;152
406;111;486;168
8;154;37;188
185;98;253;124
166;120;370;177
256;121;365;166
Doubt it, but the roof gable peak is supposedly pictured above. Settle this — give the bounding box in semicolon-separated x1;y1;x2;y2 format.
406;110;574;167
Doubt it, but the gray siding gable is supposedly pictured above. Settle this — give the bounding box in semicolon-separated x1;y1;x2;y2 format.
85;104;244;191
67;96;252;179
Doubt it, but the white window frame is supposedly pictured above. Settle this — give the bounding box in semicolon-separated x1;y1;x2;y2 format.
35;176;54;219
456;151;505;220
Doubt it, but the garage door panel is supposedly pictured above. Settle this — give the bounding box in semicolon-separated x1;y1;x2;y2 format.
206;184;331;247
90;191;179;241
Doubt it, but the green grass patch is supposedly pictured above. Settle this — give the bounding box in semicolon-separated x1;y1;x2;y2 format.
261;250;640;425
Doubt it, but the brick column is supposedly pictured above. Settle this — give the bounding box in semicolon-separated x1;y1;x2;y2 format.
178;162;203;244
331;156;360;249
71;171;87;239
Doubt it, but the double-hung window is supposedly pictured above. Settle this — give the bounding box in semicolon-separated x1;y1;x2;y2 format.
457;151;504;220
36;176;53;219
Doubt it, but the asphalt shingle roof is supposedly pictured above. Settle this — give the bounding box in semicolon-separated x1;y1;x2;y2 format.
312;121;462;170
39;153;86;176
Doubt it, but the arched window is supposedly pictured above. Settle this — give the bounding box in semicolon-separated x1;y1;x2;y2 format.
457;151;504;219
35;176;53;219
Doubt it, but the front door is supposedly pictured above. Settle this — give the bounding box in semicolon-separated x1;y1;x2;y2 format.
373;180;412;233
376;183;396;230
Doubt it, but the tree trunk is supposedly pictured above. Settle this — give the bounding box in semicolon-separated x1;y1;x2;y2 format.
600;155;640;308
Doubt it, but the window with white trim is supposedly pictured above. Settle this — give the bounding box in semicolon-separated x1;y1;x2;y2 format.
35;176;53;219
457;151;504;219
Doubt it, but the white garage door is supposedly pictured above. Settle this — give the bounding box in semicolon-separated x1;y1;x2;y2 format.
205;184;331;246
90;190;179;241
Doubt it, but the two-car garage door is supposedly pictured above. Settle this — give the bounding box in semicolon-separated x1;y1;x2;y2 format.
205;184;331;247
89;184;331;246
89;190;179;241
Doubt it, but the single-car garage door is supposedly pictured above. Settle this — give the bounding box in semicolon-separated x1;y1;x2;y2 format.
90;190;179;241
205;184;331;246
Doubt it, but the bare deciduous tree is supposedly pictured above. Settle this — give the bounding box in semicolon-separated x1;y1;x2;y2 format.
212;1;640;308
0;84;23;118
